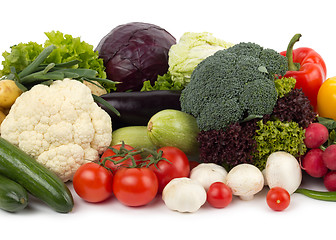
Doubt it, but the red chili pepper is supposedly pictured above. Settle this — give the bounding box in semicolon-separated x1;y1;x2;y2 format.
280;34;327;111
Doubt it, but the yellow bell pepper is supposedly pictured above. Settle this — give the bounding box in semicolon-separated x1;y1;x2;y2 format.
317;76;336;120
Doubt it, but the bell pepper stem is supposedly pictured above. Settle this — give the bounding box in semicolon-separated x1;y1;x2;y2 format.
286;33;302;71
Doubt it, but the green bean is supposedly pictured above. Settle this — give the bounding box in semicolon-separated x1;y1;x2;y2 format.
295;188;336;201
18;45;56;79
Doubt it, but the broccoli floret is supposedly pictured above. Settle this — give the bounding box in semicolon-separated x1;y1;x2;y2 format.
197;98;244;131
235;55;269;84
239;79;278;116
259;48;288;76
180;42;288;131
225;42;263;58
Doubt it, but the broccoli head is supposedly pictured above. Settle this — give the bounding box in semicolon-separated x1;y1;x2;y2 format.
180;42;288;131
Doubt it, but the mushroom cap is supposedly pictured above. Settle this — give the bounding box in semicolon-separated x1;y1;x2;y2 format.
225;164;264;200
162;177;207;213
265;151;302;194
190;163;228;191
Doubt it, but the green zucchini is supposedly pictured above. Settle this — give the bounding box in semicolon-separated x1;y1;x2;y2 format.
0;174;28;212
0;137;74;213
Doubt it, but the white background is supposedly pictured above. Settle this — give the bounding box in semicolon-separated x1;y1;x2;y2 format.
0;0;335;239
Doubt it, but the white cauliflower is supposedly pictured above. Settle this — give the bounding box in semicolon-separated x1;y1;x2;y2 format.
0;79;112;182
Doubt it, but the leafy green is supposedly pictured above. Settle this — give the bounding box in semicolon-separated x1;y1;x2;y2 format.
253;119;307;170
274;77;296;98
0;31;109;88
43;31;106;79
317;116;336;130
0;42;44;77
141;72;184;91
317;117;336;149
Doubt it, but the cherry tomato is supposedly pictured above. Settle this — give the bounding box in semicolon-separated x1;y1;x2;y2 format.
207;182;232;208
100;144;142;172
266;187;290;211
317;77;336;120
112;167;158;207
73;162;113;203
148;146;190;193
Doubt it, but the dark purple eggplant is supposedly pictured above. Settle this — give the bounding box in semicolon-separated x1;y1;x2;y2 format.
99;90;181;129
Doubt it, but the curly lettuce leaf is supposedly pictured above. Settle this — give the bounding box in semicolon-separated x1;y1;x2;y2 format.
0;42;43;77
44;31;106;79
274;76;296;98
253;119;306;170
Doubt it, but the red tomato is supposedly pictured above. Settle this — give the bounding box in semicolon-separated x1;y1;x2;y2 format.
266;187;291;211
207;182;232;208
112;167;158;207
73;162;113;203
148;146;190;193
100;144;142;172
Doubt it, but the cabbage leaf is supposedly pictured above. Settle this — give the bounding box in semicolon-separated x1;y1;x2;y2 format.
168;32;234;87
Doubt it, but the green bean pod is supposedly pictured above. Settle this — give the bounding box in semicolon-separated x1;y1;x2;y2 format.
295;188;336;201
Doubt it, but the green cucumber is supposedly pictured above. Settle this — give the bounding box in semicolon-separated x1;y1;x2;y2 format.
0;174;28;212
147;109;200;156
0;137;74;213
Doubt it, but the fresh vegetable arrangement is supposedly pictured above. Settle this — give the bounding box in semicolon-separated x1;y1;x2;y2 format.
0;22;335;214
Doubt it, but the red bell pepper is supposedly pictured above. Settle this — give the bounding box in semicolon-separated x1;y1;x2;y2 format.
280;34;327;111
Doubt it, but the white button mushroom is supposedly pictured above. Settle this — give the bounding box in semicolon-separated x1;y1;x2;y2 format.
189;163;228;191
265;151;302;195
162;177;207;213
225;164;264;201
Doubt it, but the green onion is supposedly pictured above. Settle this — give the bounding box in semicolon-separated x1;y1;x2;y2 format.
18;45;56;79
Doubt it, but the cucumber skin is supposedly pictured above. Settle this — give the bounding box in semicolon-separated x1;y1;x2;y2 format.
0;137;74;213
0;174;28;212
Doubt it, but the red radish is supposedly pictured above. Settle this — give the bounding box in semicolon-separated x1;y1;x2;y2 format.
324;171;336;191
302;148;328;178
322;144;336;170
304;123;329;149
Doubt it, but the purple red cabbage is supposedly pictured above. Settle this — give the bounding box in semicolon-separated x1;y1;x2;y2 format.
95;22;176;92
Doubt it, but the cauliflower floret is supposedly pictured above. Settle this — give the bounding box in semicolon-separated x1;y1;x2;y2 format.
0;79;112;182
